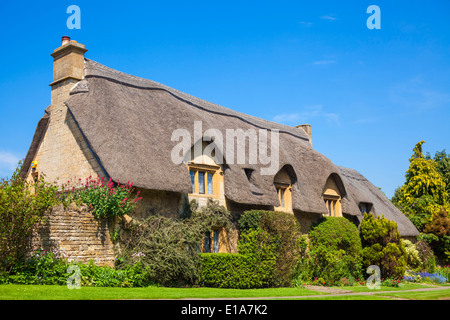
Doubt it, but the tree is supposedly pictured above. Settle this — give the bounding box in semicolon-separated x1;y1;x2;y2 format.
395;141;449;231
427;149;450;197
422;210;450;264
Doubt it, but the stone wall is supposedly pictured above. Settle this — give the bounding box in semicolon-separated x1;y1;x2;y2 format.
32;203;116;267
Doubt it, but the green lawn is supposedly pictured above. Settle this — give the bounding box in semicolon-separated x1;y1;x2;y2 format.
1;284;449;300
0;284;325;300
343;283;434;293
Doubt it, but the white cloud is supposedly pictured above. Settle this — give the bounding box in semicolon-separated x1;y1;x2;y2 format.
272;105;340;126
0;151;21;178
313;60;336;65
298;21;313;27
320;14;337;21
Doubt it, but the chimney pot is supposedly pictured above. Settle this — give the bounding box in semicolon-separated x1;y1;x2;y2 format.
62;36;71;45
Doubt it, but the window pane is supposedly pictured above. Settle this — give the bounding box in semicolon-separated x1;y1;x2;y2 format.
190;171;196;193
198;171;205;194
213;230;219;253
207;173;213;195
324;199;330;215
280;188;285;207
204;231;211;253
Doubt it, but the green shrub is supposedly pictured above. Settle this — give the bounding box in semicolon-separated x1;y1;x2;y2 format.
305;216;363;283
199;228;276;288
237;210;266;231
0;248;152;287
414;239;436;272
360;213;407;279
119;199;235;286
401;239;423;271
0;162;59;272
238;210;302;287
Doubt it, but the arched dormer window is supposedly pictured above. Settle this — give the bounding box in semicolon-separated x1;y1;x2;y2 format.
185;140;224;200
323;174;345;217
273;165;296;212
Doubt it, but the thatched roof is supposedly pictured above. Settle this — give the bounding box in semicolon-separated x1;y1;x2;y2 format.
338;166;419;237
22;58;419;237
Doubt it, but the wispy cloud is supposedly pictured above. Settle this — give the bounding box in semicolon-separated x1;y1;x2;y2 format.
320;14;337;21
272;105;340;126
298;21;313;27
389;76;450;111
0;151;21;178
313;60;336;65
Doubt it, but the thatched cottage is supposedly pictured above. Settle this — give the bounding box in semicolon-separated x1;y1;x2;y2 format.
21;38;419;256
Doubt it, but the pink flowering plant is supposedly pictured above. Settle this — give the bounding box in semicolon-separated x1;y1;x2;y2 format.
60;176;142;219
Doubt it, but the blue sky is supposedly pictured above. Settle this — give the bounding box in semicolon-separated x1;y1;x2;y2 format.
0;1;449;198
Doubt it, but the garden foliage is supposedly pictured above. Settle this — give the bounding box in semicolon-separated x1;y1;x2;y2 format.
237;210;302;287
360;212;407;279
0;162;59;272
298;216;363;283
199;228;276;288
60;176;142;219
119;199;235;286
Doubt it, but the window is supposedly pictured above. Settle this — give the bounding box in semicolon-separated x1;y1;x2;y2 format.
198;171;205;194
207;173;213;195
277;186;286;208
190;171;195;193
323;175;343;217
359;202;373;215
274;184;291;211
324;197;339;217
188;164;220;197
273;166;295;212
204;231;211;253
203;229;221;253
213;229;219;253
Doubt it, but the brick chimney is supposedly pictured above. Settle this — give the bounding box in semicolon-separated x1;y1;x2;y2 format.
49;36;87;109
295;124;313;147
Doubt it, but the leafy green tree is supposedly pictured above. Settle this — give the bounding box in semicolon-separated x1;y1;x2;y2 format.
0;162;59;272
427;149;450;197
394;141;449;231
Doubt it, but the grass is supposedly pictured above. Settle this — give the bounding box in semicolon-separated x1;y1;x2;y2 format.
0;284;325;300
343;283;434;293
1;283;449;300
373;288;450;300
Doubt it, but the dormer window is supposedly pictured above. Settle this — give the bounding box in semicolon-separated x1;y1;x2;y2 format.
189;166;216;195
323;175;343;217
324;195;341;217
273;166;296;212
185;140;224;200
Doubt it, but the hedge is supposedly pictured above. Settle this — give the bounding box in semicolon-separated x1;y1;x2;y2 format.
199;253;274;289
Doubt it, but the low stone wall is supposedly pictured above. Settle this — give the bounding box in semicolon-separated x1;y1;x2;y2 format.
32;203;116;267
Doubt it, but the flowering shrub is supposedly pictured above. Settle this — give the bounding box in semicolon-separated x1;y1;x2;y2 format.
381;278;402;287
60;176;142;219
404;269;447;284
436;265;450;282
